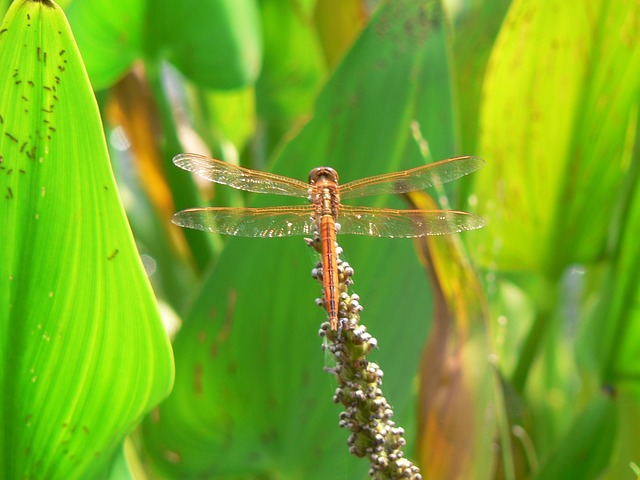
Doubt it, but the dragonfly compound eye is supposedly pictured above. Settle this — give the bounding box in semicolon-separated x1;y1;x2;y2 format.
309;166;339;183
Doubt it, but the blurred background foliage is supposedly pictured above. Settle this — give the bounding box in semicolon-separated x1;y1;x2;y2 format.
2;0;640;478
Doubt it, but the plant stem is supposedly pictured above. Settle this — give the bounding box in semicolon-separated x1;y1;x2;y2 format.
511;275;559;394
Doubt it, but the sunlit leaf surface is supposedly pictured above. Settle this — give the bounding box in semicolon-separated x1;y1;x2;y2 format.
0;1;173;477
66;0;144;89
146;0;261;89
472;0;640;273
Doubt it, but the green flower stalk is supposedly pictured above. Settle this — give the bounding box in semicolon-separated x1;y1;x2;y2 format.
310;240;422;480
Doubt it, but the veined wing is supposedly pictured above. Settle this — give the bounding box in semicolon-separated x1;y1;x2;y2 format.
172;205;317;237
339;156;484;199
174;153;310;197
336;205;485;237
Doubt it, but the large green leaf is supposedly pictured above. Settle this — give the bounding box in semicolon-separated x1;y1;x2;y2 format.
145;0;262;90
602;385;640;480
143;0;474;477
452;0;511;154
255;0;325;152
532;392;616;480
577;126;640;388
65;0;145;90
0;1;173;477
67;0;262;91
471;0;640;273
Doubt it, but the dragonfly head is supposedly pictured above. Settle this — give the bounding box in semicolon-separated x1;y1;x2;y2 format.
309;166;339;184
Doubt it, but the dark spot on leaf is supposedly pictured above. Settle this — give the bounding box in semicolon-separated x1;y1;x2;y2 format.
5;132;18;142
31;0;55;8
59;49;65;56
37;47;41;61
41;108;52;113
6;168;12;175
48;126;56;132
44;86;51;91
19;169;25;174
21;96;28;102
20;142;27;152
107;249;119;260
27;14;30;20
27;81;34;87
6;187;13;199
15;80;21;85
0;29;7;35
0;114;3;124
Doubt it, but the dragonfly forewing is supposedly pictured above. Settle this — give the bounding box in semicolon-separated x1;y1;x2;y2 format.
336;205;485;237
174;153;310;197
172;205;317;237
339;156;484;199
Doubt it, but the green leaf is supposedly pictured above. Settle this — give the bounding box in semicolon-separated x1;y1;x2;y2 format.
471;0;640;273
601;386;640;480
256;0;325;150
144;0;466;477
577;130;640;384
452;0;511;153
145;0;262;90
313;0;367;69
65;0;145;90
532;392;616;480
0;1;173;477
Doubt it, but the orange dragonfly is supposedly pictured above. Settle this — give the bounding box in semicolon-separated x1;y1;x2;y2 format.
172;154;485;330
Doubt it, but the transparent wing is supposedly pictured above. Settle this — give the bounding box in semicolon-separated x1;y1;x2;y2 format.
172;205;317;237
174;153;310;197
339;156;484;199
337;205;485;237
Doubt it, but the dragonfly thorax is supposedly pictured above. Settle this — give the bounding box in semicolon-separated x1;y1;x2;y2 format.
308;167;341;216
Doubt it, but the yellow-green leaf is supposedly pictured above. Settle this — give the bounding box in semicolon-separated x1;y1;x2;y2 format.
0;1;173;477
472;0;640;273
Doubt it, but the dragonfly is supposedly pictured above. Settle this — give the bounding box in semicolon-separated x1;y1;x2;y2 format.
172;154;485;330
